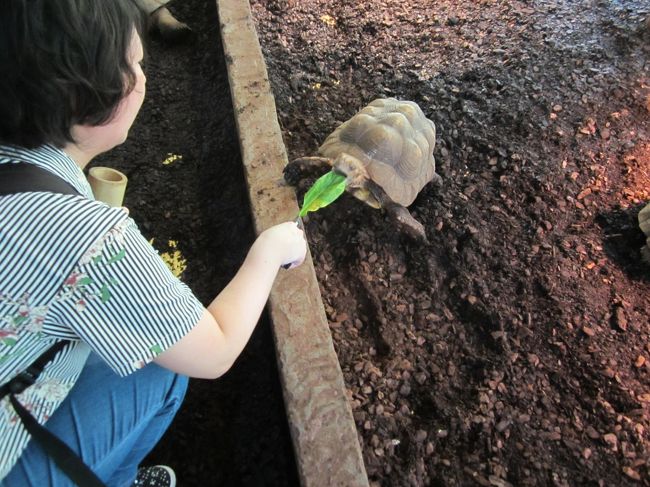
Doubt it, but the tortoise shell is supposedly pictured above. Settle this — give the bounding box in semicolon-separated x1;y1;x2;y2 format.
318;98;437;207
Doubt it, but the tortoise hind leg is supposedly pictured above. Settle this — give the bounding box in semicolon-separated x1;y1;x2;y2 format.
283;157;332;186
367;181;428;243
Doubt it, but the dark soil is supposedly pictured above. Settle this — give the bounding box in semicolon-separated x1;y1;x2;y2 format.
94;1;299;485
249;1;650;486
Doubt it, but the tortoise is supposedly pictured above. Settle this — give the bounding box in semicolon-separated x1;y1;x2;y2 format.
640;202;650;263
284;98;441;241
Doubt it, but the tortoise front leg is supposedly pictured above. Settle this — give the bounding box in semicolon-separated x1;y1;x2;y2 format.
283;157;332;186
367;180;428;243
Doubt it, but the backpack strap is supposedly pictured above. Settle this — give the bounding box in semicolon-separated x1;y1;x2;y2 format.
1;163;106;486
9;395;106;486
0;162;80;196
0;341;68;399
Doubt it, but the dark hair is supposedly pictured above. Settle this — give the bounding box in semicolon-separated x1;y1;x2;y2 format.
0;0;146;148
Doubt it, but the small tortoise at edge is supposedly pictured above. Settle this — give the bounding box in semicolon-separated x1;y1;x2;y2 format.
284;98;442;241
640;202;650;263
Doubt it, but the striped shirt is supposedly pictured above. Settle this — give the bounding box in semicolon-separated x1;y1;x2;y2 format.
0;144;204;479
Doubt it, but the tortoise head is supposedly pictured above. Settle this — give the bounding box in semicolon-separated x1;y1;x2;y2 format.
332;153;381;208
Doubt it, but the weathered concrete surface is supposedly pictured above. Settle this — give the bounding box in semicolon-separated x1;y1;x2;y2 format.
215;1;369;486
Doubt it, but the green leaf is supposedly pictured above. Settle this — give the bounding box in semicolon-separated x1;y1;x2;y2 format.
298;171;346;217
100;284;112;303
150;344;163;356
78;276;94;287
106;248;126;265
2;337;17;347
12;315;27;326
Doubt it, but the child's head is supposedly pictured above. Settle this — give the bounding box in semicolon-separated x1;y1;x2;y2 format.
0;0;146;150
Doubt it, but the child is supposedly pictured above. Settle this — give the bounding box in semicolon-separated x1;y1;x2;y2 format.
0;1;306;486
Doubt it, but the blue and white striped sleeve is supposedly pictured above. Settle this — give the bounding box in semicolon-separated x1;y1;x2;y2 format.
47;218;206;376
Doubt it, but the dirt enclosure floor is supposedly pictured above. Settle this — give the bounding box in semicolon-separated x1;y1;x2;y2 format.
251;0;650;486
99;0;649;486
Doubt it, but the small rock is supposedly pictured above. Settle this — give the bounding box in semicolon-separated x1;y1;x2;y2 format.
614;306;627;331
582;448;592;460
546;431;562;441
637;393;650;402
577;188;592;200
634;356;645;368
582;326;595;337
622;467;641;481
415;430;428;442
586;426;600;439
335;312;349;322
399;383;411;396
603;433;618;450
578;117;597;135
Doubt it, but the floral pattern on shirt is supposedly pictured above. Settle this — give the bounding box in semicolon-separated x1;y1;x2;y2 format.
0;218;130;359
0;375;73;429
131;344;165;370
0;293;49;339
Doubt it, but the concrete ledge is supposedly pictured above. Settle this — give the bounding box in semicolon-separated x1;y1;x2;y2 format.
215;1;369;486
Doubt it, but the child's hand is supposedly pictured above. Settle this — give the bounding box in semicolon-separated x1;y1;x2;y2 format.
258;221;307;269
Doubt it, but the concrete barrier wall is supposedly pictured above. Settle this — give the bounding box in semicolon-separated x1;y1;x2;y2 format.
215;1;369;485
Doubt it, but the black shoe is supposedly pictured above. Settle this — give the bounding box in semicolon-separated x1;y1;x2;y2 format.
132;465;176;487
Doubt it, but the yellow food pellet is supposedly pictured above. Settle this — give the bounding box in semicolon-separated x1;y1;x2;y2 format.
151;239;188;278
162;153;183;165
320;14;336;27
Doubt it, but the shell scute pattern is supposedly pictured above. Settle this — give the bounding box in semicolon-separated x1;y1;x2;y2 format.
318;98;437;207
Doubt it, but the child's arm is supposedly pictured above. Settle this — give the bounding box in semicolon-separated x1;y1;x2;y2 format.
153;221;306;378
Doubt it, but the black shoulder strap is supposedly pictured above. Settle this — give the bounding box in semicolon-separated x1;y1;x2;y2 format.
0;164;104;485
0;341;68;399
0;162;80;196
9;395;106;486
1;349;107;487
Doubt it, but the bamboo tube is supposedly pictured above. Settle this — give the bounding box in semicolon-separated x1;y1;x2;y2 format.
88;167;128;207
